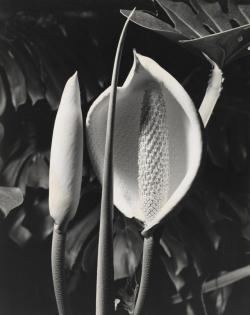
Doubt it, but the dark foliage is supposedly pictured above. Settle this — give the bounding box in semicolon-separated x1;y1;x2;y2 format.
1;4;250;315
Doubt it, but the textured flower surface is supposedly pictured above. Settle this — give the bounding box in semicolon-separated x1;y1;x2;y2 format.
86;52;202;233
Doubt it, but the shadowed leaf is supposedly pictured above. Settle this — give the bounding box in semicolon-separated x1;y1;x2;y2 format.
8;208;32;246
24;193;53;240
22;153;49;189
65;205;100;271
81;234;98;273
0;74;7;116
1;147;49;193
1;147;34;188
122;1;250;65
9;39;45;105
0;186;23;218
116;278;139;315
160;253;186;293
114;216;143;280
160;230;188;276
0;42;27;109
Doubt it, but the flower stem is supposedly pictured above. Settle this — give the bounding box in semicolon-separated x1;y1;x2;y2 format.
133;235;155;315
171;264;250;304
51;224;71;315
95;8;135;315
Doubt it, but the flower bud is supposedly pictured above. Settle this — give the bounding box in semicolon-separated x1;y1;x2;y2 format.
49;72;83;229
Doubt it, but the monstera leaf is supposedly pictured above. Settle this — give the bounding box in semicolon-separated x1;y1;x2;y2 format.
0;186;23;218
122;0;250;66
0;12;108;113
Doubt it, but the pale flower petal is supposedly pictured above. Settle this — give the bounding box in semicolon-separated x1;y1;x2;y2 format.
86;53;202;233
49;72;83;227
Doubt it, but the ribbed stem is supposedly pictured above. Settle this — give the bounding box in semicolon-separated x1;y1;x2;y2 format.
95;9;135;315
51;224;71;315
95;207;114;315
133;235;155;315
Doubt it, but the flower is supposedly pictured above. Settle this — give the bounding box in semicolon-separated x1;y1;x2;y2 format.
49;72;83;228
86;52;202;234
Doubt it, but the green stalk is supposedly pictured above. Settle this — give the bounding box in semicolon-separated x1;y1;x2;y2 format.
133;235;154;315
95;8;135;315
51;224;71;315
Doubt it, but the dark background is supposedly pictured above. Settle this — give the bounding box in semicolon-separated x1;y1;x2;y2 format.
0;3;250;315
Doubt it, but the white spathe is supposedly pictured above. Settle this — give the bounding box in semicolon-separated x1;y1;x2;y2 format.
86;52;202;233
49;72;83;227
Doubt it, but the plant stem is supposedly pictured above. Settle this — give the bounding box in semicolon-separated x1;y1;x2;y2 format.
171;264;250;304
133;235;155;315
51;224;71;315
95;9;135;315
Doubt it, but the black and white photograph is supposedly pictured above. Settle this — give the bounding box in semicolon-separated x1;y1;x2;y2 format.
0;1;250;314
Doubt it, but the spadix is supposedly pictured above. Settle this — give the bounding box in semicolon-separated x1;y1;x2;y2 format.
86;52;202;233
